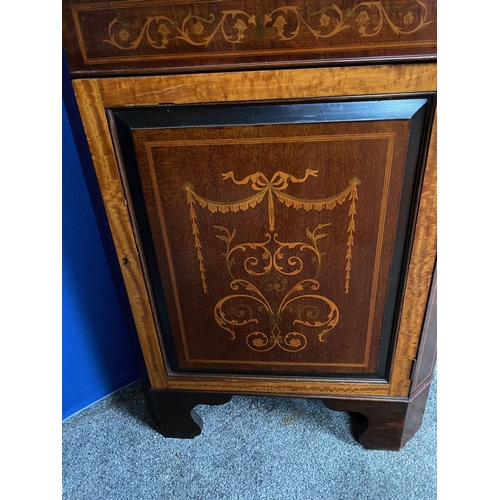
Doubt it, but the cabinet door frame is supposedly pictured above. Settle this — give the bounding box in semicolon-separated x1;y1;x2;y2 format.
73;64;436;398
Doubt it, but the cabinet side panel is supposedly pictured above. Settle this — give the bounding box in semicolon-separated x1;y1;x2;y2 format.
389;111;436;396
411;267;437;393
72;79;169;389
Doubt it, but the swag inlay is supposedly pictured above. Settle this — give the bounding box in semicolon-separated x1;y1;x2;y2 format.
184;170;360;352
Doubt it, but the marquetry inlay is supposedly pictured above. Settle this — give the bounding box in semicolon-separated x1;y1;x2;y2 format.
102;1;432;52
184;168;360;353
134;121;407;374
67;0;436;70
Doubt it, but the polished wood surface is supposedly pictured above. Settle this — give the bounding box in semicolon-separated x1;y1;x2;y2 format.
145;379;431;446
388;110;436;396
63;0;436;77
72;79;169;389
143;384;232;438
131;117;411;375
154;375;390;397
96;64;437;107
66;5;438;444
72;64;436;399
411;267;437;393
323;380;432;450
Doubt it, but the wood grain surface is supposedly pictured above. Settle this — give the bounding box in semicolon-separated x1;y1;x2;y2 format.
130;120;409;375
63;0;436;77
410;267;437;393
162;375;390;397
73;63;436;395
72;79;169;389
323;379;432;449
388;110;436;396
97;64;437;107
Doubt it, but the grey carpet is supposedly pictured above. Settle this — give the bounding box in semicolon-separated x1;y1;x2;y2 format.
62;376;436;500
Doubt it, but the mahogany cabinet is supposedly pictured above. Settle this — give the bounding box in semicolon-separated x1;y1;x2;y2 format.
63;0;437;450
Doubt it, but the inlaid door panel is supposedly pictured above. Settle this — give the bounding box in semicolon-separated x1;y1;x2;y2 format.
109;97;433;377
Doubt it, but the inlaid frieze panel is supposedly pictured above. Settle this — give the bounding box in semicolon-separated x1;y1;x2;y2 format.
63;0;436;76
110;98;431;376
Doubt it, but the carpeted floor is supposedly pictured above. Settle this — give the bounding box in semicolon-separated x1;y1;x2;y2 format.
62;376;436;499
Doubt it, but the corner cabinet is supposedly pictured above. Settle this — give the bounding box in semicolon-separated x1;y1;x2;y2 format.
63;0;437;450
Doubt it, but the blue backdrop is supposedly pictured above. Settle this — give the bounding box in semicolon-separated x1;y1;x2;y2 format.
62;96;138;420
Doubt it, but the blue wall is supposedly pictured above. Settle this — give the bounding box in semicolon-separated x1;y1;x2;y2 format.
62;98;138;420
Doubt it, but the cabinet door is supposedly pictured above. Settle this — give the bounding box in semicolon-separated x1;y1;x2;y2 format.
108;96;434;378
74;65;436;393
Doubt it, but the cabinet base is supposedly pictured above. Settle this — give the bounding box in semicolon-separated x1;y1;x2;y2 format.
142;383;232;438
323;382;432;450
142;380;432;449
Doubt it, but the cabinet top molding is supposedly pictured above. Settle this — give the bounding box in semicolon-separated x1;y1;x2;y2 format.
63;0;437;77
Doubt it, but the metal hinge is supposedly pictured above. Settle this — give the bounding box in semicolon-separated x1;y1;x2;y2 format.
409;358;417;381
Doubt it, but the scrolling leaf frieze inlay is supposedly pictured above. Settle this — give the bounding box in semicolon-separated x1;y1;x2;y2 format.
184;170;360;353
103;1;432;52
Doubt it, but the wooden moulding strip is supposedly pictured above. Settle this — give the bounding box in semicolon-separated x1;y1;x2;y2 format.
97;64;436;107
388;110;437;397
163;377;390;398
74;63;436;395
72;79;169;389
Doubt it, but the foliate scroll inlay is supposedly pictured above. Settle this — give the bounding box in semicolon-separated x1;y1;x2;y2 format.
103;1;432;52
184;170;360;353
